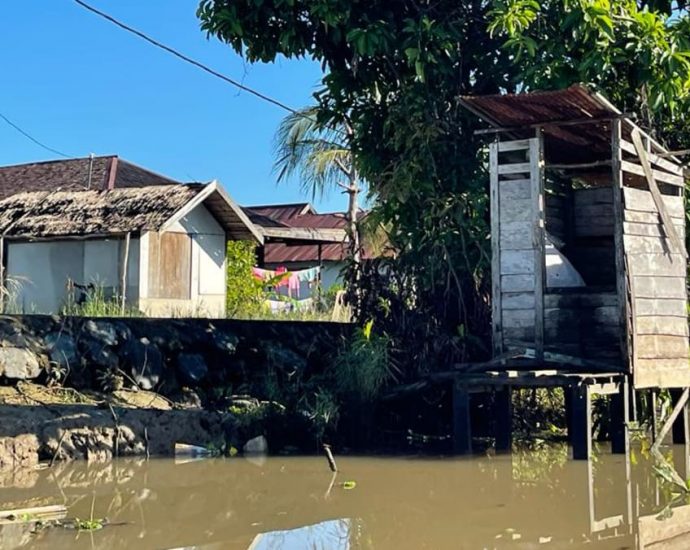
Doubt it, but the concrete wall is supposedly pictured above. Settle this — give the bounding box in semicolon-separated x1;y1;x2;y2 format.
6;237;140;314
139;204;227;317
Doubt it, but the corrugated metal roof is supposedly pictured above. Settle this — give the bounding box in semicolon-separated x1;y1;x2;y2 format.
248;203;315;221
459;84;621;162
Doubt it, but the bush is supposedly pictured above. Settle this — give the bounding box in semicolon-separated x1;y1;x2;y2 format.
226;241;266;318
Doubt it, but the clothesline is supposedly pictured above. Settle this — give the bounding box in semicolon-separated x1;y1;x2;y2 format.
252;266;321;299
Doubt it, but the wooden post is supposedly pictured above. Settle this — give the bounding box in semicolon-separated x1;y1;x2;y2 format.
611;119;632;372
452;380;472;455
570;384;592;460
530;132;545;361
649;390;658;442
120;233;131;315
610;377;629;455
489;140;502;356
495;386;512;453
0;236;4;314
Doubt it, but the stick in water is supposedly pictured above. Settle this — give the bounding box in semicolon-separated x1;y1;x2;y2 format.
323;444;338;473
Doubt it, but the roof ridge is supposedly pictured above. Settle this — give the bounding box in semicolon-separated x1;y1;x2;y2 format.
0;155;117;170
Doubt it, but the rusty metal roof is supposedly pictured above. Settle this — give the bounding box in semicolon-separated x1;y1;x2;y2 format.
459;84;621;162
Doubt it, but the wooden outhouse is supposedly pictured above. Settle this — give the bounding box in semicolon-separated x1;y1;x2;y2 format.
460;85;689;389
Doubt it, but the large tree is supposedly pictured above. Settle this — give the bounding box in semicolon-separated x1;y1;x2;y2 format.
198;0;690;373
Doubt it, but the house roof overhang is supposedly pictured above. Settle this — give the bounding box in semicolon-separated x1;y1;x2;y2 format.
161;180;264;244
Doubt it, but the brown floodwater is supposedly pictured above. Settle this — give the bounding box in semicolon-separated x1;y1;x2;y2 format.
1;443;689;549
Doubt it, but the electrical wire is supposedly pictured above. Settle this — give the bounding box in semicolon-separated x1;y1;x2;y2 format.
72;0;300;115
0;112;71;158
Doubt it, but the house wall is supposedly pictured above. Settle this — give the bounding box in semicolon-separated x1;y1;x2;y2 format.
139;204;227;317
6;237;140;314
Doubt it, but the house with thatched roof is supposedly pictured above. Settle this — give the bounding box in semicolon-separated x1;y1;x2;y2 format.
0;181;262;316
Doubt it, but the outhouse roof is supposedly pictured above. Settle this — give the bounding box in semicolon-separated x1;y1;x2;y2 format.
459;84;623;162
0;181;263;243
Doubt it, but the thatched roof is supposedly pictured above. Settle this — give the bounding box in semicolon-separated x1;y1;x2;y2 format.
0;182;263;242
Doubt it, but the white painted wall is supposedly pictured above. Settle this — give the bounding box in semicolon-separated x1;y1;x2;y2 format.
139;204;227;317
6;237;140;314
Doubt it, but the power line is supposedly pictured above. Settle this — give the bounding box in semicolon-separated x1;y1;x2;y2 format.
0;112;71;158
72;0;300;115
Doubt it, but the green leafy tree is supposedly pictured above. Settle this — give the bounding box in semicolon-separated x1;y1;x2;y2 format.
198;0;690;373
274;107;363;267
488;0;690;143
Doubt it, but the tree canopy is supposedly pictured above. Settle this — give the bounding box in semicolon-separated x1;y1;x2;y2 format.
198;0;690;372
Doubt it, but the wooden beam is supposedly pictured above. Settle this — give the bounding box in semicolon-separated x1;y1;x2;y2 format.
475;115;624;136
630;129;687;258
610;377;629;454
490;142;503;355
621;160;685;187
652;388;689;453
658;148;690;158
530;135;545;362
620;140;684;177
546;160;612;171
262;226;348;243
120;232;131;315
497;139;530;152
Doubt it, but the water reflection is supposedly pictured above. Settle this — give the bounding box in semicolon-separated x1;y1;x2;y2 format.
1;444;689;549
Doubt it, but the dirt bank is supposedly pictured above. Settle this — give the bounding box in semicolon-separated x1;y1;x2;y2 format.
0;383;234;471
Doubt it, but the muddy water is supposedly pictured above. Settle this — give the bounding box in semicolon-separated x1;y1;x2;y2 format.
1;444;688;549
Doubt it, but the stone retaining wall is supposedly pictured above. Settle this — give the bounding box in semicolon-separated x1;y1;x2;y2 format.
0;316;352;468
0;316;351;394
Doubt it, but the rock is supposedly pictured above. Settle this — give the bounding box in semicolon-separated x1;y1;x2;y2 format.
82;320;118;346
174;387;203;409
0;347;41;380
266;345;307;374
0;434;39;471
209;328;238;354
44;331;78;371
80;338;119;371
243;435;268;454
122;338;164;390
176;354;208;386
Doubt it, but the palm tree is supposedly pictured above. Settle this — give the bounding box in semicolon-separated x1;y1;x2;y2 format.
273;107;362;266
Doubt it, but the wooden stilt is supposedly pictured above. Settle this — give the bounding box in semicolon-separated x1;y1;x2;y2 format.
611;378;629;455
649;390;658;441
570;384;592;460
495;386;512;453
452;380;472;455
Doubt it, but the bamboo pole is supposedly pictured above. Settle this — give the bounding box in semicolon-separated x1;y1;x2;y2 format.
120;232;131;314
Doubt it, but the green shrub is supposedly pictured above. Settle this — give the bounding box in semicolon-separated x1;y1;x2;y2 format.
226;241;266;318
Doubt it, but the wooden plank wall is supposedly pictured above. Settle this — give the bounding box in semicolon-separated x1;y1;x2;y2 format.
619;137;689;388
492;138;543;353
570;187;618;286
544;291;621;360
148;231;192;300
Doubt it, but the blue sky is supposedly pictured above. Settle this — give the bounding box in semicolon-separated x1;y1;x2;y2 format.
0;1;346;211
